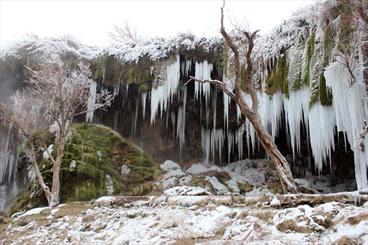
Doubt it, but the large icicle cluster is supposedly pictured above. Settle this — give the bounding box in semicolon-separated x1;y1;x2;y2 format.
150;55;181;124
324;62;367;190
0;124;19;211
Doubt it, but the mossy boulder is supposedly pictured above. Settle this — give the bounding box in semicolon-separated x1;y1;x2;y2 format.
10;123;159;213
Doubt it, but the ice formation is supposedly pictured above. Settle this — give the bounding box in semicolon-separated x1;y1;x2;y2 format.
308;103;335;173
194;61;213;102
0;124;19;211
325;61;368;190
150;55;181;124
85;81;97;122
284;89;310;160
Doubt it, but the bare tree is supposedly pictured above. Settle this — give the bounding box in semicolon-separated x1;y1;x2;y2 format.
109;22;142;43
187;0;298;193
0;63;116;206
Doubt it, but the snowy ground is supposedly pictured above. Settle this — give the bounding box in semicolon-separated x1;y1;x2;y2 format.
1;190;367;245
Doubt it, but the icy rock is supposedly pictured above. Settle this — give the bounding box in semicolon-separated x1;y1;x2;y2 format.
164;186;211;196
160;160;182;172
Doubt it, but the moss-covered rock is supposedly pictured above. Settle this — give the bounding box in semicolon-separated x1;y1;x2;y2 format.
303;30;316;87
10;123;159;213
265;55;289;97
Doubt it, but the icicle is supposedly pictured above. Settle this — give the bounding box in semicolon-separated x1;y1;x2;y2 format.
236;105;241;123
201;127;211;164
284;88;310;160
141;92;147;118
177;86;187;154
226;131;232;163
223;92;230;129
236;128;244;160
308;103;336;173
194;60;213;101
86;81;97;122
132;97;139;137
257;91;284;140
201;127;225;164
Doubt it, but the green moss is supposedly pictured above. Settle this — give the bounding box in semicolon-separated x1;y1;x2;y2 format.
90;55;154;86
323;24;336;66
219;47;229;75
309;73;333;107
319;73;333;106
337;0;355;54
309;90;319;108
265;55;289;96
303;30;316;87
292;71;302;90
11;123;159;212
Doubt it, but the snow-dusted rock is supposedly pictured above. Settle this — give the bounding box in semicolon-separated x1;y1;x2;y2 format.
226;179;240;194
273;205;326;233
162;176;178;190
205;176;229;195
164;169;185;179
160;160;182;172
179;175;192;185
164;186;211;196
186;163;209;175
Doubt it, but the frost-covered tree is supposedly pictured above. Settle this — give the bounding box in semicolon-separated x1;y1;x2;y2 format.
0;63;116;206
189;0;298;193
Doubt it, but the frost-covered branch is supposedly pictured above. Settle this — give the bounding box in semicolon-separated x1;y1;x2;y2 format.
109;22;142;44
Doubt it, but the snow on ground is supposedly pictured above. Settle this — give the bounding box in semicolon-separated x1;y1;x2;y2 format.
1;194;367;245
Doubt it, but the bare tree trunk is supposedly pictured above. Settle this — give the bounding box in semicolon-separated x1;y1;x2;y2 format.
50;157;62;207
30;143;52;205
239;101;298;193
188;0;300;193
50;136;66;207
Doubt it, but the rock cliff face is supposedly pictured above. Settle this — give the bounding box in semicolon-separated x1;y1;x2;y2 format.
0;0;367;209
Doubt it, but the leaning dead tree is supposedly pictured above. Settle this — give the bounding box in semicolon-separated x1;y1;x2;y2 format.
188;1;298;193
0;63;116;207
